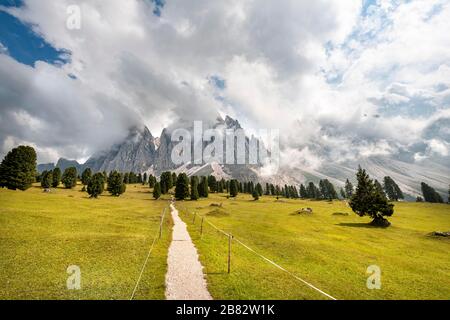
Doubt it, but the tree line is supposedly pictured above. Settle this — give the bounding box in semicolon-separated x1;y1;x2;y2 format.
1;145;449;205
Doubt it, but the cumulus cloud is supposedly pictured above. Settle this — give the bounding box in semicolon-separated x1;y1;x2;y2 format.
0;0;449;170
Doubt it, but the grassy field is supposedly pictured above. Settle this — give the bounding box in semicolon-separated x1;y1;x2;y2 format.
177;194;450;300
0;183;172;300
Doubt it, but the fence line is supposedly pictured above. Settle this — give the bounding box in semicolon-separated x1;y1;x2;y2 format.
130;206;167;300
178;205;337;301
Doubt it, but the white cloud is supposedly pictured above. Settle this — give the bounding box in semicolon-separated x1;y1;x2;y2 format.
0;0;449;170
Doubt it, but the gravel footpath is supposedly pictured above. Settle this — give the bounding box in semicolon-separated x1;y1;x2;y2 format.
165;203;212;300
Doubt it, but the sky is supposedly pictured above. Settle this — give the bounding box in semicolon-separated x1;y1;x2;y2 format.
0;0;449;169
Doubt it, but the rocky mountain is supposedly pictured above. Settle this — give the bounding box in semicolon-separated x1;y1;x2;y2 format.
38;115;450;199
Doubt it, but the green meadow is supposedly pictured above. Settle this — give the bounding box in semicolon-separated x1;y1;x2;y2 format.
1;185;449;300
177;194;450;300
0;184;172;300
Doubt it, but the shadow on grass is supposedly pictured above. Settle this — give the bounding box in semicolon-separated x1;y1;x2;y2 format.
337;222;378;229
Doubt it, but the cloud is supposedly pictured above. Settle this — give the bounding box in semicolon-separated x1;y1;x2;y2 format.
0;0;448;171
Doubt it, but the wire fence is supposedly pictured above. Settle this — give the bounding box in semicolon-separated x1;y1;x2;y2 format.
177;204;337;300
130;205;168;300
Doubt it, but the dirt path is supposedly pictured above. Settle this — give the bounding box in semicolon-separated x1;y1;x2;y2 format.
165;203;212;300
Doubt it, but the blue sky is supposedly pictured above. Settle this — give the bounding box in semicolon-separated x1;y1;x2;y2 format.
0;0;68;67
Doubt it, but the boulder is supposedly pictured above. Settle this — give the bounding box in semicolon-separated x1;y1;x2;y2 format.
429;231;450;238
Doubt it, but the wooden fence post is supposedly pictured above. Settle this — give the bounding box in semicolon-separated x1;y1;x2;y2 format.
228;233;232;274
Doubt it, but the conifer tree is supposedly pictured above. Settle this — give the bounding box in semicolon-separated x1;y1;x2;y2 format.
198;176;209;198
256;183;263;197
175;173;190;200
190;176;199;200
61;167;77;189
87;172;105;198
350;167;394;227
108;171;126;196
0;145;37;191
153;182;161;200
52;167;61;188
252;189;259;201
230;179;238;198
81;168;92;187
344;179;354;199
383;176;404;201
41;170;53;189
421;182;443;203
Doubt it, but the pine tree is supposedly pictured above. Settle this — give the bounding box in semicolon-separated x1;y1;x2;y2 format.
148;175;156;188
344;179;354;199
217;179;224;193
256;183;263;197
61;167;77;189
383;176;404;201
108;171;126;196
299;184;307;198
143;173;148;185
41;170;53;189
172;173;177;186
270;184;276;196
0;145;37;191
350;167;394;227
81;168;92;186
175;173;190;200
306;182;318;199
252;189;259;201
374;179;387;200
87;173;105;198
230;179;238;198
153;182;161;200
208;175;217;193
190;176;199;200
160;172;173;194
199;176;209;198
52;167;61;188
421;182;443;203
340;188;346;199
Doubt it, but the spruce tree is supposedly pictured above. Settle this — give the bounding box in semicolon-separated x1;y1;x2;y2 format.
252;189;259;201
148;175;156;188
108;171;126;196
175;173;190;200
153;182;162;200
299;184;307;198
61;167;77;189
87;173;105;198
190;176;199;200
199;176;209;198
230;179;238;198
344;179;354;199
421;182;443;203
374;180;387;200
217;179;224;193
256;183;263;197
0;145;37;191
383;176;403;201
340;188;346;199
81;168;92;186
143;173;148;185
41;170;53;189
208;175;217;193
52;167;61;188
350;167;394;227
